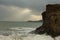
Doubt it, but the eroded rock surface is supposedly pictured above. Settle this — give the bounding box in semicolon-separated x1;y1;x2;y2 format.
35;4;60;38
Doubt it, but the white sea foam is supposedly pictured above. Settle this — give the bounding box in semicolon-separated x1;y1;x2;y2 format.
0;27;60;40
0;34;54;40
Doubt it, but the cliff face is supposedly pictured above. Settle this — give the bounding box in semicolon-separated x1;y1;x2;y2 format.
35;4;60;37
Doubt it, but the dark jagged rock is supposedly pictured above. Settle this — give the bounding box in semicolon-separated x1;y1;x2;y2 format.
34;4;60;40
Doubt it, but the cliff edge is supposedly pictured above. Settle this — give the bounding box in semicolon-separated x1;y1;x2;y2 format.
34;4;60;37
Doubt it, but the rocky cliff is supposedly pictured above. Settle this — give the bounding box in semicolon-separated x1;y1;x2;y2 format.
35;4;60;37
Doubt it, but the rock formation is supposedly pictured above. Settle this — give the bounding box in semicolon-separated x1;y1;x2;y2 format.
34;4;60;39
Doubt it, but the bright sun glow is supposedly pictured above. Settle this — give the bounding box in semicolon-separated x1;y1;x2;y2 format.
21;8;32;14
29;15;42;21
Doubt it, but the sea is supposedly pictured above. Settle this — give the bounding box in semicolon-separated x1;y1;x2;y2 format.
0;21;59;40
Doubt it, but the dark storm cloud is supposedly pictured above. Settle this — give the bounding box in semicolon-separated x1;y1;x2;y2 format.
0;0;60;12
0;0;46;13
0;0;60;21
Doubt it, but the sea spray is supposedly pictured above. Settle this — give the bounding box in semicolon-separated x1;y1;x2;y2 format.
0;27;60;40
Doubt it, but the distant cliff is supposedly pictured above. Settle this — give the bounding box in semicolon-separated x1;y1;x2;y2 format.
27;20;43;22
34;4;60;37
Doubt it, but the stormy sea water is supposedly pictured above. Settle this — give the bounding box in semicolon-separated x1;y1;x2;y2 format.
0;21;60;40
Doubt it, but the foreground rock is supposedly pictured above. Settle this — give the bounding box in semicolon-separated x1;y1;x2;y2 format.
34;4;60;39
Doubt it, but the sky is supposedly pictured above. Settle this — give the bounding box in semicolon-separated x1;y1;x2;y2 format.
0;0;60;21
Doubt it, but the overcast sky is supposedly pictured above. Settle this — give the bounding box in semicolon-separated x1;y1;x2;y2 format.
0;0;60;21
